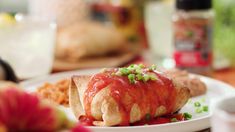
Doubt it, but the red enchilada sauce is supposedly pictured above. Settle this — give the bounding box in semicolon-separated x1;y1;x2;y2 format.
79;113;186;126
82;68;178;126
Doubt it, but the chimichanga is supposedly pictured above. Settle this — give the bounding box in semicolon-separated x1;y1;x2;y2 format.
69;65;190;126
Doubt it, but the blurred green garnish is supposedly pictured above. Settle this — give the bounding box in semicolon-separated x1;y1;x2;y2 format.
183;112;192;120
114;64;158;84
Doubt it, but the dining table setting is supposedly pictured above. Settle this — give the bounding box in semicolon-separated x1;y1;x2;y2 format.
0;0;235;132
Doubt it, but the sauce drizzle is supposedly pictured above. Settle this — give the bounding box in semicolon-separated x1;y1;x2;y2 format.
83;68;177;125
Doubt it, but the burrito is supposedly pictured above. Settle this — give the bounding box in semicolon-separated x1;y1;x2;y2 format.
56;22;126;62
69;65;190;126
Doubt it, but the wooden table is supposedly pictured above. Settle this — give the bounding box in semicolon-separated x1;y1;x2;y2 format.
213;68;235;87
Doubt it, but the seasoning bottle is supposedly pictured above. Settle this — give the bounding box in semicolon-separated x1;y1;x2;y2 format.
173;0;214;75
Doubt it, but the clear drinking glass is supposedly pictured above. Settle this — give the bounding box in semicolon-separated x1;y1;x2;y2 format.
144;0;175;69
0;14;56;79
28;0;88;28
211;96;235;132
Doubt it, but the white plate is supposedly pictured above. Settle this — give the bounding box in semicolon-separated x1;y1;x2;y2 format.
20;69;235;132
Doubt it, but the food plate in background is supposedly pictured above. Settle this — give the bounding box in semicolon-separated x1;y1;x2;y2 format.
20;69;235;132
52;42;142;72
53;52;138;72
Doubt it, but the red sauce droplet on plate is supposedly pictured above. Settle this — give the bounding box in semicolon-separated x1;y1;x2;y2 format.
79;115;94;126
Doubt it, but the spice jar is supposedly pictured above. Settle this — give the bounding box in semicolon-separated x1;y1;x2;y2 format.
173;0;214;75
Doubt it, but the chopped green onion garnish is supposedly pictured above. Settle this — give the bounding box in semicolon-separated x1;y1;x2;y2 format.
128;74;136;84
202;106;208;112
136;74;143;81
113;64;159;83
119;68;130;75
201;98;206;103
143;74;150;82
194;102;201;107
138;64;145;68
128;64;135;68
149;74;157;81
135;69;143;74
171;118;178;122
195;108;203;113
149;64;157;71
183;112;192;120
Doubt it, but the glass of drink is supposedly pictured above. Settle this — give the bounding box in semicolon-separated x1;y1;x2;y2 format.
144;0;175;69
0;14;56;79
211;96;235;132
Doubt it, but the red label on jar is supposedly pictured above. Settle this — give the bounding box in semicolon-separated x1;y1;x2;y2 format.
173;17;212;68
174;51;212;67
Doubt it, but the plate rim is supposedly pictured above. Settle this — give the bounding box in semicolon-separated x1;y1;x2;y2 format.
20;68;235;130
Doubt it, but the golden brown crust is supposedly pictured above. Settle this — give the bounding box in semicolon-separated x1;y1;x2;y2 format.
172;79;191;111
182;78;207;97
165;69;207;97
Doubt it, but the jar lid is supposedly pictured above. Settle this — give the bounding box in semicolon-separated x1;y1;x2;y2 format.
176;0;212;10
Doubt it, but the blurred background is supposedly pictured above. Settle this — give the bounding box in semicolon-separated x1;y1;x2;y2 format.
0;0;234;84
